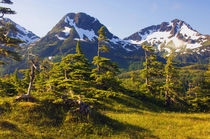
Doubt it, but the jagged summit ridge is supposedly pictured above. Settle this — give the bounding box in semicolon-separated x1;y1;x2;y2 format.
125;19;208;53
49;12;137;51
63;14;97;41
0;18;40;45
53;12;111;41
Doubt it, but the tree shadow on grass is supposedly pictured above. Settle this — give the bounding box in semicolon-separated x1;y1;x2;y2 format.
14;100;68;127
0;120;53;138
180;116;210;121
98;102;143;114
34;100;68;127
0;120;21;132
119;88;192;113
91;111;157;138
112;95;165;113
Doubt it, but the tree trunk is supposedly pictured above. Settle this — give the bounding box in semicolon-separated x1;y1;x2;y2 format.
145;50;149;86
64;70;67;79
97;41;101;74
165;72;171;106
26;63;36;96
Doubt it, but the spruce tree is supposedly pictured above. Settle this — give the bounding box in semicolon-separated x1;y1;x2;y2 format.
0;0;15;18
164;53;181;106
76;40;83;54
34;59;53;93
0;0;23;64
95;26;109;73
141;45;164;95
186;65;210;111
91;26;120;90
49;41;92;96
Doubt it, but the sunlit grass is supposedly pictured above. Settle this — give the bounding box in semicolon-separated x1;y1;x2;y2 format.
105;112;210;138
0;94;209;138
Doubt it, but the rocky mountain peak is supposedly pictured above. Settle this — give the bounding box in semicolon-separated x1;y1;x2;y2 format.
47;12;118;42
0;18;40;45
125;19;208;54
64;12;99;31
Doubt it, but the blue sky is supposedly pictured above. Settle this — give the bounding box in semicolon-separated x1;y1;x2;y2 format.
5;0;210;39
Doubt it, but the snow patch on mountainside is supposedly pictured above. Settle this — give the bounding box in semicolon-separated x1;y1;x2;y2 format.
63;15;139;52
62;27;72;36
92;18;98;23
110;37;121;44
0;18;39;45
180;24;200;40
55;35;65;40
15;24;30;35
126;20;208;53
64;16;97;41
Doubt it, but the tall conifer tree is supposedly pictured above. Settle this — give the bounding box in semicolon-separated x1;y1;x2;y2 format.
49;41;92;95
0;0;23;64
92;26;120;90
164;53;181;105
141;45;164;95
95;26;109;74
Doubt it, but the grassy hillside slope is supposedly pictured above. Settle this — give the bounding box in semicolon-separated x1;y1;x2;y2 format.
0;92;209;138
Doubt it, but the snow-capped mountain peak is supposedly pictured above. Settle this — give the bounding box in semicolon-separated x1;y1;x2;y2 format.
125;19;208;53
52;13;104;42
0;18;40;45
48;12;137;51
64;15;97;41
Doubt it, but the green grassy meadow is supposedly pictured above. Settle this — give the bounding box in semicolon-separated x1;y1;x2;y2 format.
0;93;209;139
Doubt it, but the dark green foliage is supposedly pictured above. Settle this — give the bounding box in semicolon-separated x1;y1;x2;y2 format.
164;53;182;106
97;26;109;55
49;41;92;97
76;40;83;54
140;45;164;95
184;64;210;111
0;0;15;17
33;59;53;93
91;27;120;91
0;78;18;96
92;56;120;91
0;0;23;64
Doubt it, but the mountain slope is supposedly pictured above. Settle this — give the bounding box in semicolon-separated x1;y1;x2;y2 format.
125;19;210;55
0;18;40;45
29;12;143;69
34;12;138;52
1;14;210;75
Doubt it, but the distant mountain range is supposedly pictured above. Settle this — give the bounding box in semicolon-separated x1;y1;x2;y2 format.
1;12;210;74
